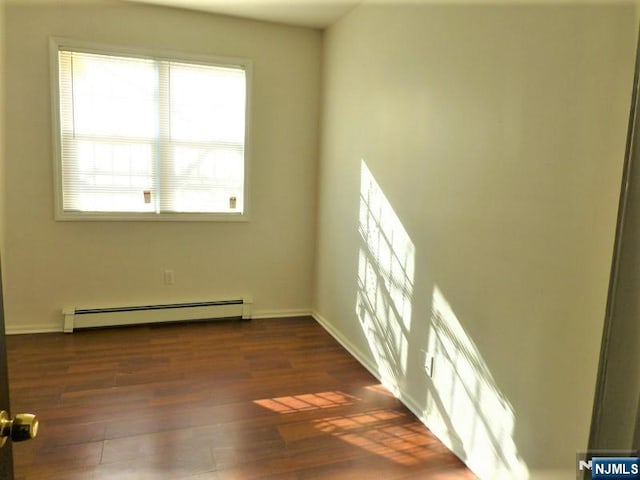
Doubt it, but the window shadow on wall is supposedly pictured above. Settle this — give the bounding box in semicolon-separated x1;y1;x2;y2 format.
427;286;528;478
354;159;528;478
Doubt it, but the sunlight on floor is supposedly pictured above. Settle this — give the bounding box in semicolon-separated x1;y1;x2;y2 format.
254;387;458;468
314;409;441;466
254;391;358;414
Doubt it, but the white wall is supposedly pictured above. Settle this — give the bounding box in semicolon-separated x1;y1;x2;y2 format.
315;3;636;478
4;1;321;332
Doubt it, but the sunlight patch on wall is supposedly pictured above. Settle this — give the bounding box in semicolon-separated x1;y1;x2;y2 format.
426;286;529;479
356;159;415;390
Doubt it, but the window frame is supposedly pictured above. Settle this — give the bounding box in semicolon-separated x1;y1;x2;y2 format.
49;37;253;222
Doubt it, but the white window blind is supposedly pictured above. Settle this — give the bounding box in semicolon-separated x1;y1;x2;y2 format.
55;45;248;219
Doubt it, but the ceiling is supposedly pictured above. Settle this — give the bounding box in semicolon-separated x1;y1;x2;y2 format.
125;0;361;28
15;0;631;30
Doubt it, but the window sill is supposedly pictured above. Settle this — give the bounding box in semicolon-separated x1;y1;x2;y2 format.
54;211;250;222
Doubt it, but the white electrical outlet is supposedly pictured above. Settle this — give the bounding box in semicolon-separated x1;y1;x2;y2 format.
163;270;175;285
424;352;434;377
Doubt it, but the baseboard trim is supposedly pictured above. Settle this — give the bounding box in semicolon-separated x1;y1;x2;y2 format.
311;311;436;416
5;309;314;335
6;324;62;335
252;309;312;319
311;311;424;405
311;310;383;382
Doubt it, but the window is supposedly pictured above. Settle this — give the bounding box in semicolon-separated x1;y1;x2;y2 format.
51;39;251;220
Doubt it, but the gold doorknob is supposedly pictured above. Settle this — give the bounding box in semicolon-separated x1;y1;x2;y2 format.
0;410;38;447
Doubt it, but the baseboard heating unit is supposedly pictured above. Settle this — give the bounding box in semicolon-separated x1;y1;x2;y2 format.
62;297;252;333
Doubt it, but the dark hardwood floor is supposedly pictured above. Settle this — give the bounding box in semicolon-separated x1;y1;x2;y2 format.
6;317;476;479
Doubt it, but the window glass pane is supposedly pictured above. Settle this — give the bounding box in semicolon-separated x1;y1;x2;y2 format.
169;63;246;143
71;52;157;139
62;139;155;212
57;46;248;218
172;145;244;184
166;144;244;212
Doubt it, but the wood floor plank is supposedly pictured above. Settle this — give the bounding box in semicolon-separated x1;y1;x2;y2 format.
7;317;476;479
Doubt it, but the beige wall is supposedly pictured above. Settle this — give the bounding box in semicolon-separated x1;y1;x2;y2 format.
5;0;640;476
592;67;640;450
315;3;636;477
4;1;321;332
590;11;640;451
0;0;4;254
